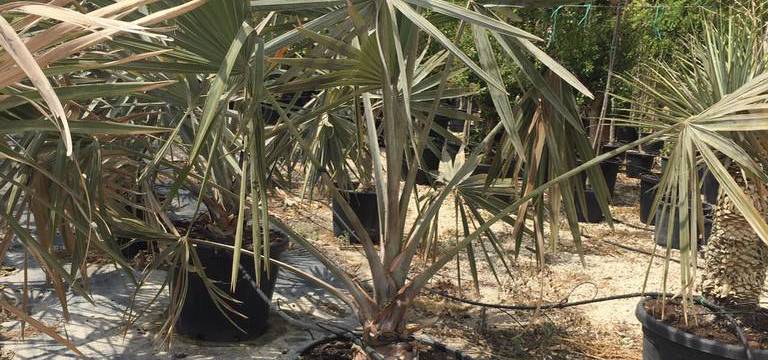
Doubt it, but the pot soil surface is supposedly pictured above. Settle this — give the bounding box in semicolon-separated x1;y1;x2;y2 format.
645;298;768;350
298;338;468;360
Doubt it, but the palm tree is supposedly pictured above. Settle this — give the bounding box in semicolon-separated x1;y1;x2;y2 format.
616;2;768;311
236;1;610;358
0;0;208;351
703;172;768;307
0;1;640;357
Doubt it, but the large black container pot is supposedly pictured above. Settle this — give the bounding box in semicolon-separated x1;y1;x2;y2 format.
575;190;604;223
448;119;465;132
654;203;714;249
601;143;626;163
601;160;621;196
265;92;316;124
615;126;639;144
175;232;289;342
431;115;449;142
472;159;520;179
636;299;768;360
660;157;669;173
660;161;720;204
281;91;316;109
473;163;491;176
119;238;148;260
702;170;720;204
626;151;656;178
402;147;440;185
575;159;620;196
640;174;660;225
445;141;461;161
332;189;380;244
400;136;447;185
642;140;665;155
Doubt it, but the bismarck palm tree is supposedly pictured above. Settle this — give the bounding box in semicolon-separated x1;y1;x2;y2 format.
0;1;205;352
235;0;603;358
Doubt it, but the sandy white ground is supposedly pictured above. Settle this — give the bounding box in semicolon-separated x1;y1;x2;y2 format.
0;173;687;359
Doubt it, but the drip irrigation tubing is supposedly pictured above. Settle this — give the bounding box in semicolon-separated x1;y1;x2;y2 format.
609;217;653;232
272;185;753;357
428;289;660;310
428;289;753;359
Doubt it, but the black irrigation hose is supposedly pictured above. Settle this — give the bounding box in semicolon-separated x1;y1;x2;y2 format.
609;217;653;232
277;187;753;357
581;232;704;268
429;289;754;360
427;288;658;310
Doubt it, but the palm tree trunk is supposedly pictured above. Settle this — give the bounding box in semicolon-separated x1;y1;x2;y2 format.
353;302;413;360
702;175;768;307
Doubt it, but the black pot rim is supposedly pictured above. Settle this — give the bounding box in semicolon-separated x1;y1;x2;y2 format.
636;298;768;359
336;187;377;196
191;227;290;256
294;334;474;360
626;150;656;158
641;173;661;181
602;142;623;148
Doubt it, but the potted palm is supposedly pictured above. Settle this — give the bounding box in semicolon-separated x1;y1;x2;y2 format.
615;4;768;359
297;88;382;244
96;0;310;342
245;0;618;358
0;0;206;351
277;56;473;244
143;63;293;342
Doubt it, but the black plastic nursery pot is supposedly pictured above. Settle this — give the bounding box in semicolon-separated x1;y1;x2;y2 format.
636;299;768;360
615;126;639;144
431;115;449;142
660;157;669;173
575;189;604;223
472;163;516;178
654;203;714;249
626;151;656;179
448;118;465;132
296;335;474;360
574;158;620;195
264;92;316;124
415;153;440;185
702;170;720;204
473;163;491;176
281;91;315;108
445;141;461;161
601;142;626;163
175;231;289;342
642;140;665;155
600;160;621;196
119;238;148;260
473;158;520;178
119;203;150;260
660;160;720;204
402;146;441;185
332;188;380;244
639;174;660;225
660;157;696;175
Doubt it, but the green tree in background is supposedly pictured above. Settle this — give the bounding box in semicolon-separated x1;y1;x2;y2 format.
443;0;720;128
518;0;719;115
